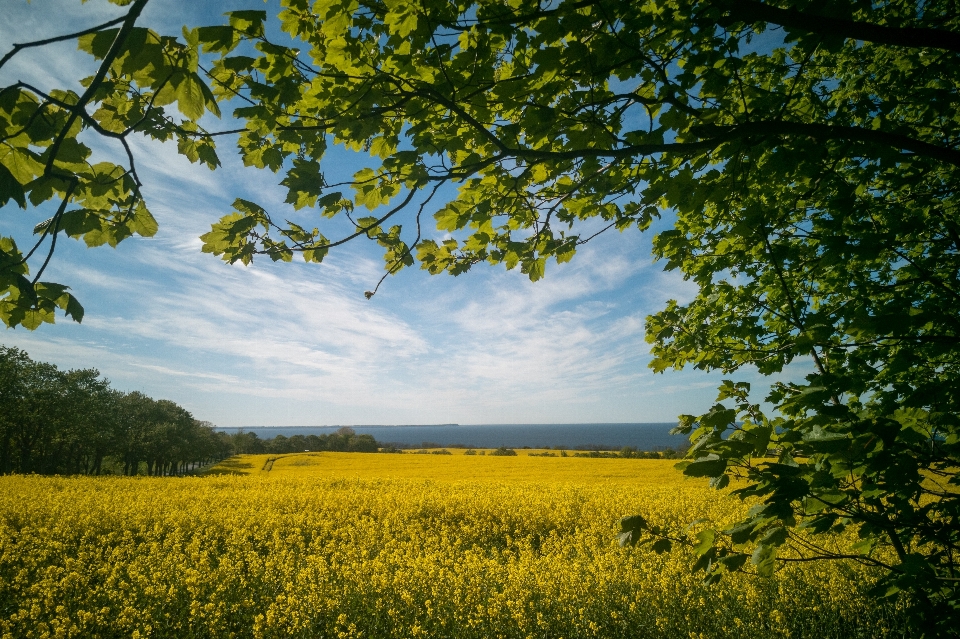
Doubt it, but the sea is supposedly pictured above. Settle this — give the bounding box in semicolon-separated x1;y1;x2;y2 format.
216;423;684;450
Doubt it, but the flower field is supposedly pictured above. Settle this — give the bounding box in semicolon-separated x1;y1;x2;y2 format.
1;453;905;638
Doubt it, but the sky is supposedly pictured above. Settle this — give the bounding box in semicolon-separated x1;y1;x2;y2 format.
0;0;807;426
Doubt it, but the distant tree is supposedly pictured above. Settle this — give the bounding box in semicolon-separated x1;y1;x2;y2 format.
52;367;112;474
13;357;61;474
268;433;290;453
288;433;308;452
349;434;379;452
115;391;157;476
190;423;231;468
305;434;323;451
231;430;265;455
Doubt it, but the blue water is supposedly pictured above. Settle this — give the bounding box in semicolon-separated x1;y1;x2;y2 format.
217;423;684;450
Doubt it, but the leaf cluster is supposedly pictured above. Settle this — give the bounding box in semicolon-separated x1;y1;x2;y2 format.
1;0;223;327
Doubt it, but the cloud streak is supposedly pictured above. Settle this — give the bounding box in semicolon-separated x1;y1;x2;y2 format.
0;0;762;427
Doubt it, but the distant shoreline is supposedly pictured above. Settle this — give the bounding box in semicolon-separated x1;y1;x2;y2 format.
218;424;461;429
217;422;674;429
216;423;682;450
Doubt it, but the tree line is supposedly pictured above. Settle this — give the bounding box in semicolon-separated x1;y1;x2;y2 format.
0;345;232;476
1;346;390;476
228;428;378;455
2;343;683;474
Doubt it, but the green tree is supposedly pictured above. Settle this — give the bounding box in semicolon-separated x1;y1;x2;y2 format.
12;357;62;474
0;346;223;475
113;390;150;475
229;429;264;455
4;0;960;632
0;346;31;473
45;367;112;474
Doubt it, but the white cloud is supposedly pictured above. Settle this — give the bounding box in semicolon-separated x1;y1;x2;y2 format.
131;363;243;383
4;210;723;424
1;0;730;426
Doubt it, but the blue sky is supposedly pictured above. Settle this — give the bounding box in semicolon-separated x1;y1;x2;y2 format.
0;0;805;426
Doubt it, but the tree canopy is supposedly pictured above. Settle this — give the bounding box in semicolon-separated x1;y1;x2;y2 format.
2;0;959;633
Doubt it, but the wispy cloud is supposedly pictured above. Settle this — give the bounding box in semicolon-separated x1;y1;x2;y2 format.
1;0;738;426
4;201;731;424
131;363;243;383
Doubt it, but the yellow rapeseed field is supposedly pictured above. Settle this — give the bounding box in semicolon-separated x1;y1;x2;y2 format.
0;452;905;638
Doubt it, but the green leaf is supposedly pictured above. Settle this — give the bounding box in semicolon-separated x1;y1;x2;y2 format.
751;543;777;577
62;293;84;323
281;158;325;210
175;73;208;121
693;529;715;555
718;553;749;572
650;538;672;553
227;10;267;34
77;29;120;59
197;25;238;53
709;474;730;489
683;457;727;477
523;257;546;282
0;163;26;208
129;204;158;237
617;514;647;546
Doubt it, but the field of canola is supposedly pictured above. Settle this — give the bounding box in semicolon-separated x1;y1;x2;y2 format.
1;452;907;638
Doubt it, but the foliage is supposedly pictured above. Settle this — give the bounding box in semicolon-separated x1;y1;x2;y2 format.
0;0;221;328
0;459;905;638
0;345;229;475
230;427;380;455
3;0;960;631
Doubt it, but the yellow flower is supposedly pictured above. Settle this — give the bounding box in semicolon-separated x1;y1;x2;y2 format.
0;456;902;638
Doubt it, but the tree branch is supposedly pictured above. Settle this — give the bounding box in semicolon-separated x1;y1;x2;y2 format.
414;105;960;167
693;120;960;168
720;0;960;53
0;15;127;71
41;0;151;177
364;181;442;299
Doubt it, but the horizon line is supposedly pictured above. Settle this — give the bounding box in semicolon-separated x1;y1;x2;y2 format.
216;422;679;428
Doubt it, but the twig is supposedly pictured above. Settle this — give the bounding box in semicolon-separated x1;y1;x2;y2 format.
0;15;127;71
